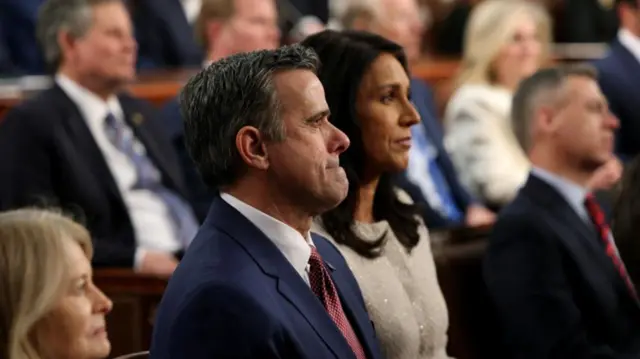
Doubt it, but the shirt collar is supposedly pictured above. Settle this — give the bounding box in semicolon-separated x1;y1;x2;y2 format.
531;167;590;222
220;192;313;277
618;28;640;64
55;73;123;126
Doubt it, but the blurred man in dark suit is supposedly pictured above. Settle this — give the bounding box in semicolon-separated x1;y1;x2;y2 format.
0;0;46;74
151;45;383;359
555;0;618;43
132;0;204;70
594;0;640;160
342;0;495;229
0;0;198;276
0;22;17;75
161;0;280;219
485;64;640;358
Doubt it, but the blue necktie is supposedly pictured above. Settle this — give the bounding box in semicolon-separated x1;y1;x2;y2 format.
412;124;464;222
103;113;198;247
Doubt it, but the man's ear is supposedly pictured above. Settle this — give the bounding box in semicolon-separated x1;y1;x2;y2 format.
57;30;77;60
205;19;227;47
235;126;270;170
536;106;559;134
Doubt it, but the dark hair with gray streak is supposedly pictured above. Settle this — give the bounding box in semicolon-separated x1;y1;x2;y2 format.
36;0;120;72
511;63;598;153
180;45;320;189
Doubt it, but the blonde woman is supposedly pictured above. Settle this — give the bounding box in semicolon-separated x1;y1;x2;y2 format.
443;0;551;208
0;209;113;359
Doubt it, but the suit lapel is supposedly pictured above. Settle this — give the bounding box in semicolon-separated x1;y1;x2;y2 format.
154;0;203;65
52;86;125;207
315;237;378;359
206;198;356;358
523;175;639;305
118;96;183;193
611;40;640;88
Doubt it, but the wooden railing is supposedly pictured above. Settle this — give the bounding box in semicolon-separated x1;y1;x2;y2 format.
95;225;497;359
93;269;167;358
431;224;504;359
0;44;608;120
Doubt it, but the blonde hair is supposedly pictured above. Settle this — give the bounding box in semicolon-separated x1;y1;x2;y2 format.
0;209;93;359
456;0;552;87
195;0;236;48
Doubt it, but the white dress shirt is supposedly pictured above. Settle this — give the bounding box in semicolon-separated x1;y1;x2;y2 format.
180;0;201;24
56;75;182;268
531;167;618;248
220;192;313;285
407;124;445;215
618;28;640;64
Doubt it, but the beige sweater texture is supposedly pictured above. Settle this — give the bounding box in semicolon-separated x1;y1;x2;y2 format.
312;194;453;359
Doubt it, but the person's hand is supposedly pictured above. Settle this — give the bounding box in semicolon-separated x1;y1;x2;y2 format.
465;204;496;227
138;251;178;278
587;157;623;191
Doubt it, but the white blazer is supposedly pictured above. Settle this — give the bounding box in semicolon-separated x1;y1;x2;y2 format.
443;84;530;207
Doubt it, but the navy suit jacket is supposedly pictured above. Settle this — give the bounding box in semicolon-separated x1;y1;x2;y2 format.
150;196;383;359
0;85;189;267
131;0;203;70
0;0;46;74
484;174;640;358
594;39;640;160
396;78;475;229
161;98;213;221
0;20;16;75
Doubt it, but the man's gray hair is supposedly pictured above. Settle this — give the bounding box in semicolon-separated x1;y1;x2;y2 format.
180;45;320;189
36;0;120;71
511;64;599;153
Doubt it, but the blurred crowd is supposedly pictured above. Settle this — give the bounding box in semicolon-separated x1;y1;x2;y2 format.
2;0;640;358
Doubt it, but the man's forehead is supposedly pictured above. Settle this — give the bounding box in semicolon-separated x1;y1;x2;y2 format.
273;70;327;112
234;0;275;15
564;76;603;99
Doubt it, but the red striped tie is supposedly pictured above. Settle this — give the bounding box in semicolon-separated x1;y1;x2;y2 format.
584;194;637;299
308;247;367;359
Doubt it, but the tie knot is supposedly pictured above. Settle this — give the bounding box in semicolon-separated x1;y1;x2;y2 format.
309;246;322;263
584;193;599;210
104;112;116;126
584;193;606;225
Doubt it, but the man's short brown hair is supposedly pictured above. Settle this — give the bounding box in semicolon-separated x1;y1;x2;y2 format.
195;0;236;48
511;64;599;153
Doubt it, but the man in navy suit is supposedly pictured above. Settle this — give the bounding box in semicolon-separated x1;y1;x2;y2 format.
594;0;640;160
150;46;383;358
161;0;281;220
131;0;203;70
0;0;198;276
485;64;640;358
343;0;496;229
0;0;46;74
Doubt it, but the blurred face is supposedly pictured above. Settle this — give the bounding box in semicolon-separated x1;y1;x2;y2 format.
265;70;350;214
62;1;137;87
493;14;542;89
217;0;280;54
551;76;619;172
373;0;424;64
34;240;113;359
357;54;420;174
620;3;640;37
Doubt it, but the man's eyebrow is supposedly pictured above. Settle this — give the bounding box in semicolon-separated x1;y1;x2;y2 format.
304;109;331;123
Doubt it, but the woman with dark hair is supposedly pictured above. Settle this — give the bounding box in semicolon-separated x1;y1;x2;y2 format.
612;156;640;289
302;30;453;359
